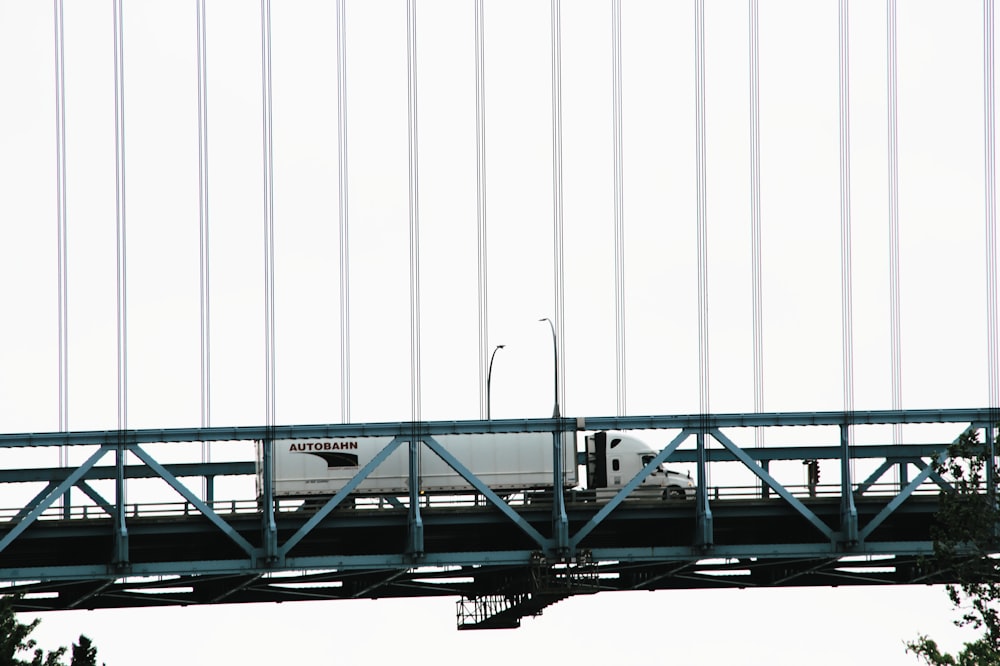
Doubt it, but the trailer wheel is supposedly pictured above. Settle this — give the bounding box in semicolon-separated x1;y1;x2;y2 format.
665;486;685;500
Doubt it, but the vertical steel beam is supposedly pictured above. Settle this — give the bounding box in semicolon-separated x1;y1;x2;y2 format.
695;431;713;549
552;426;569;558
113;437;129;567
839;424;858;545
261;436;277;563
407;436;424;559
988;422;996;498
988;422;998;538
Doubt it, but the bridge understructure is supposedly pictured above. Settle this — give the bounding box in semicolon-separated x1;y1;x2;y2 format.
0;408;994;629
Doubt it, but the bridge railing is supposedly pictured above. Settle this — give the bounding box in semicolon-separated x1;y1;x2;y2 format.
0;477;961;523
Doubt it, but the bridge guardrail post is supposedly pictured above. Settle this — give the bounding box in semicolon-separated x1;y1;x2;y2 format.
760;459;770;500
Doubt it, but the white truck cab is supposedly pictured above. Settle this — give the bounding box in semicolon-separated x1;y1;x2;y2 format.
586;431;695;500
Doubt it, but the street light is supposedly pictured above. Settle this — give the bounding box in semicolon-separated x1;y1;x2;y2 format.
486;344;505;420
539;318;560;418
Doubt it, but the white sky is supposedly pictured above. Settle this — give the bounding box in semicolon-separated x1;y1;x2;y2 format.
0;0;997;663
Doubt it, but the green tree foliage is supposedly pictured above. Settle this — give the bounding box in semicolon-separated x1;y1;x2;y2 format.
0;596;100;666
906;430;1000;665
69;636;96;666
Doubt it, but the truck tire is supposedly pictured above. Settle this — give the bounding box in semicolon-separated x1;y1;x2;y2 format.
665;486;685;500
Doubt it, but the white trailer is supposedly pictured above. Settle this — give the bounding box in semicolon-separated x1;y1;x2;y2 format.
262;432;577;497
259;430;693;502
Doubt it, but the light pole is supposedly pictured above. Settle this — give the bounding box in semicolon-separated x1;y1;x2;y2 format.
539;318;560;418
540;317;567;553
486;344;505;419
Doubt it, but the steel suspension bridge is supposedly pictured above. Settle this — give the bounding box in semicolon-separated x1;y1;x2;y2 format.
1;1;999;630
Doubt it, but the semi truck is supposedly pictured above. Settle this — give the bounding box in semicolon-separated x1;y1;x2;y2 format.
258;430;694;503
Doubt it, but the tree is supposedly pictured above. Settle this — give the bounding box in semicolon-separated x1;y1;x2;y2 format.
906;429;1000;664
0;596;101;666
69;636;97;666
0;595;65;666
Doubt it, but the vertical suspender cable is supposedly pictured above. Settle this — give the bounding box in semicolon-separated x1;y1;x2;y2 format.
551;0;566;414
336;0;351;423
112;0;128;540
749;0;764;447
261;0;276;430
549;0;568;550
196;0;212;493
695;0;709;417
985;0;1000;419
407;0;422;423
839;0;855;447
887;0;903;457
54;0;68;446
694;0;711;497
612;0;626;417
113;0;127;436
475;0;489;419
259;0;277;548
54;0;71;516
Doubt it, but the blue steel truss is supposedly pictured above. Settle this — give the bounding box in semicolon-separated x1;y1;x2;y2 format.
0;408;996;625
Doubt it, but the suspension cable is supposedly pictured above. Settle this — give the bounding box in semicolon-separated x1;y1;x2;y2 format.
838;0;855;439
261;0;276;429
475;0;489;419
112;0;128;523
695;0;712;492
612;0;626;417
54;0;70;516
887;0;903;452
985;0;1000;416
113;0;128;435
551;0;566;414
196;0;212;484
407;0;422;423
695;0;709;417
336;0;351;423
54;0;68;443
749;0;764;446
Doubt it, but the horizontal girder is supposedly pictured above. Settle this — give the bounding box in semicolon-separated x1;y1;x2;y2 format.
0;409;992;617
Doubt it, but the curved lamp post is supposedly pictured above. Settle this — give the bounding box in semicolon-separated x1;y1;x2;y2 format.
540;317;567;552
486;344;505;419
539;318;560;418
